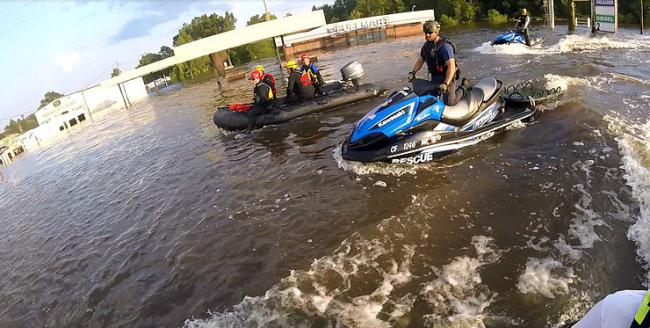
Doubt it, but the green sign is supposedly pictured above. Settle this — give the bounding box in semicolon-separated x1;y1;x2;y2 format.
595;15;615;23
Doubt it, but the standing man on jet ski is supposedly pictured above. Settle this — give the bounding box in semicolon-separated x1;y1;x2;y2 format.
247;69;274;132
408;20;461;106
515;9;532;46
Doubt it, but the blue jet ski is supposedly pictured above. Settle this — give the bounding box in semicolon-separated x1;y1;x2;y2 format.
341;78;536;164
491;30;544;46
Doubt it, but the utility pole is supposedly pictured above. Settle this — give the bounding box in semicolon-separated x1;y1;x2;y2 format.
642;0;645;34
263;0;286;86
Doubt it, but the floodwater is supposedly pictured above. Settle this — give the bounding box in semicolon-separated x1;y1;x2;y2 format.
1;25;650;328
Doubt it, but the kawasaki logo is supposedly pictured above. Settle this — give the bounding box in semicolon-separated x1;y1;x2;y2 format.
377;109;405;128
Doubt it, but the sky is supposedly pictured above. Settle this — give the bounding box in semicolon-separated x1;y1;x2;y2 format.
0;0;333;126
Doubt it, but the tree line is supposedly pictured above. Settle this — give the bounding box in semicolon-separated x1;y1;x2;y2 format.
314;0;649;26
137;12;281;84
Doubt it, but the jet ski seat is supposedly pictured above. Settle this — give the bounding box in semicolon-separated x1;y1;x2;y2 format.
473;77;499;101
441;87;484;126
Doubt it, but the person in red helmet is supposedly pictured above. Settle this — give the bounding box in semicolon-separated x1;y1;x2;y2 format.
255;65;277;100
299;53;325;94
247;69;274;132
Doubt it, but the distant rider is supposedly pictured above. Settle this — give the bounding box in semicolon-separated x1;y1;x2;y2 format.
247;69;274;132
515;8;532;46
284;60;315;104
255;65;277;100
408;20;461;106
300;53;325;95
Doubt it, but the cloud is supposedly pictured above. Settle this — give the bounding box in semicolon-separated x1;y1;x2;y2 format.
54;51;81;72
109;1;229;44
110;13;168;42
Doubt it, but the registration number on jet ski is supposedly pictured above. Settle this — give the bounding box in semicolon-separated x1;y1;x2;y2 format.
391;152;434;164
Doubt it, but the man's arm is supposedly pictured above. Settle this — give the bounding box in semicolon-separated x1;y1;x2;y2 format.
412;57;424;73
286;74;296;97
443;59;456;86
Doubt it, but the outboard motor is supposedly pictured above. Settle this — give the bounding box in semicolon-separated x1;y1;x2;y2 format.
340;61;366;88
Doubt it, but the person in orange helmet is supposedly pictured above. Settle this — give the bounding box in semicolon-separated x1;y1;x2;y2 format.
246;69;274;132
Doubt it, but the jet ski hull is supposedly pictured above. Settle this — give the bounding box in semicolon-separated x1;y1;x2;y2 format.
491;31;544;47
342;104;536;164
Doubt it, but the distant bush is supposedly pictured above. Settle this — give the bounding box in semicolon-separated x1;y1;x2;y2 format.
487;9;508;24
440;14;459;26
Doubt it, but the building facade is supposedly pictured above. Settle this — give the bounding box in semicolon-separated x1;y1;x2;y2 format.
277;10;435;60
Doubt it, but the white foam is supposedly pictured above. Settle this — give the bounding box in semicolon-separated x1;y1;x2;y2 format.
618;120;650;285
505;120;527;130
420;236;500;327
543;74;588;92
473;41;546;55
516;257;575;298
568;183;609;249
374;180;387;187
474;34;641;56
552;236;582;261
184;238;417;328
332;144;418;176
548;34;638;53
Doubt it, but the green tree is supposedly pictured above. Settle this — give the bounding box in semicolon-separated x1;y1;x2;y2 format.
37;91;64;110
239;13;278;61
170;12;237;82
350;0;405;18
173;12;236;46
4;119;21;135
453;0;478;23
159;45;174;58
313;0;358;23
170;31;213;82
137;46;175;84
247;13;277;25
487;9;508;24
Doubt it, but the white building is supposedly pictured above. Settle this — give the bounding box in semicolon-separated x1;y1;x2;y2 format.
27;79;148;149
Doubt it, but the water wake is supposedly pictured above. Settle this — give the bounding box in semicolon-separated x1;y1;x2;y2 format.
474;34;643;56
616;120;650;285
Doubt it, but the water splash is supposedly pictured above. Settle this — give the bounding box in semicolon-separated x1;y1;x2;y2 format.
420;236;502;328
474;34;642;56
516;257;576;298
617;120;650;285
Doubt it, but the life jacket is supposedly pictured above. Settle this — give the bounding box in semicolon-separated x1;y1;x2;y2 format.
425;37;460;80
228;103;252;112
299;71;313;87
631;290;650;328
262;73;277;99
254;81;274;103
515;15;530;30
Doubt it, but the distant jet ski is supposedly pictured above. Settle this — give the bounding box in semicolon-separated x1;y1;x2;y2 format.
341;78;536;164
213;61;385;131
491;30;544;47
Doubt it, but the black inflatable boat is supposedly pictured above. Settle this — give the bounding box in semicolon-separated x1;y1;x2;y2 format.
213;61;386;131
